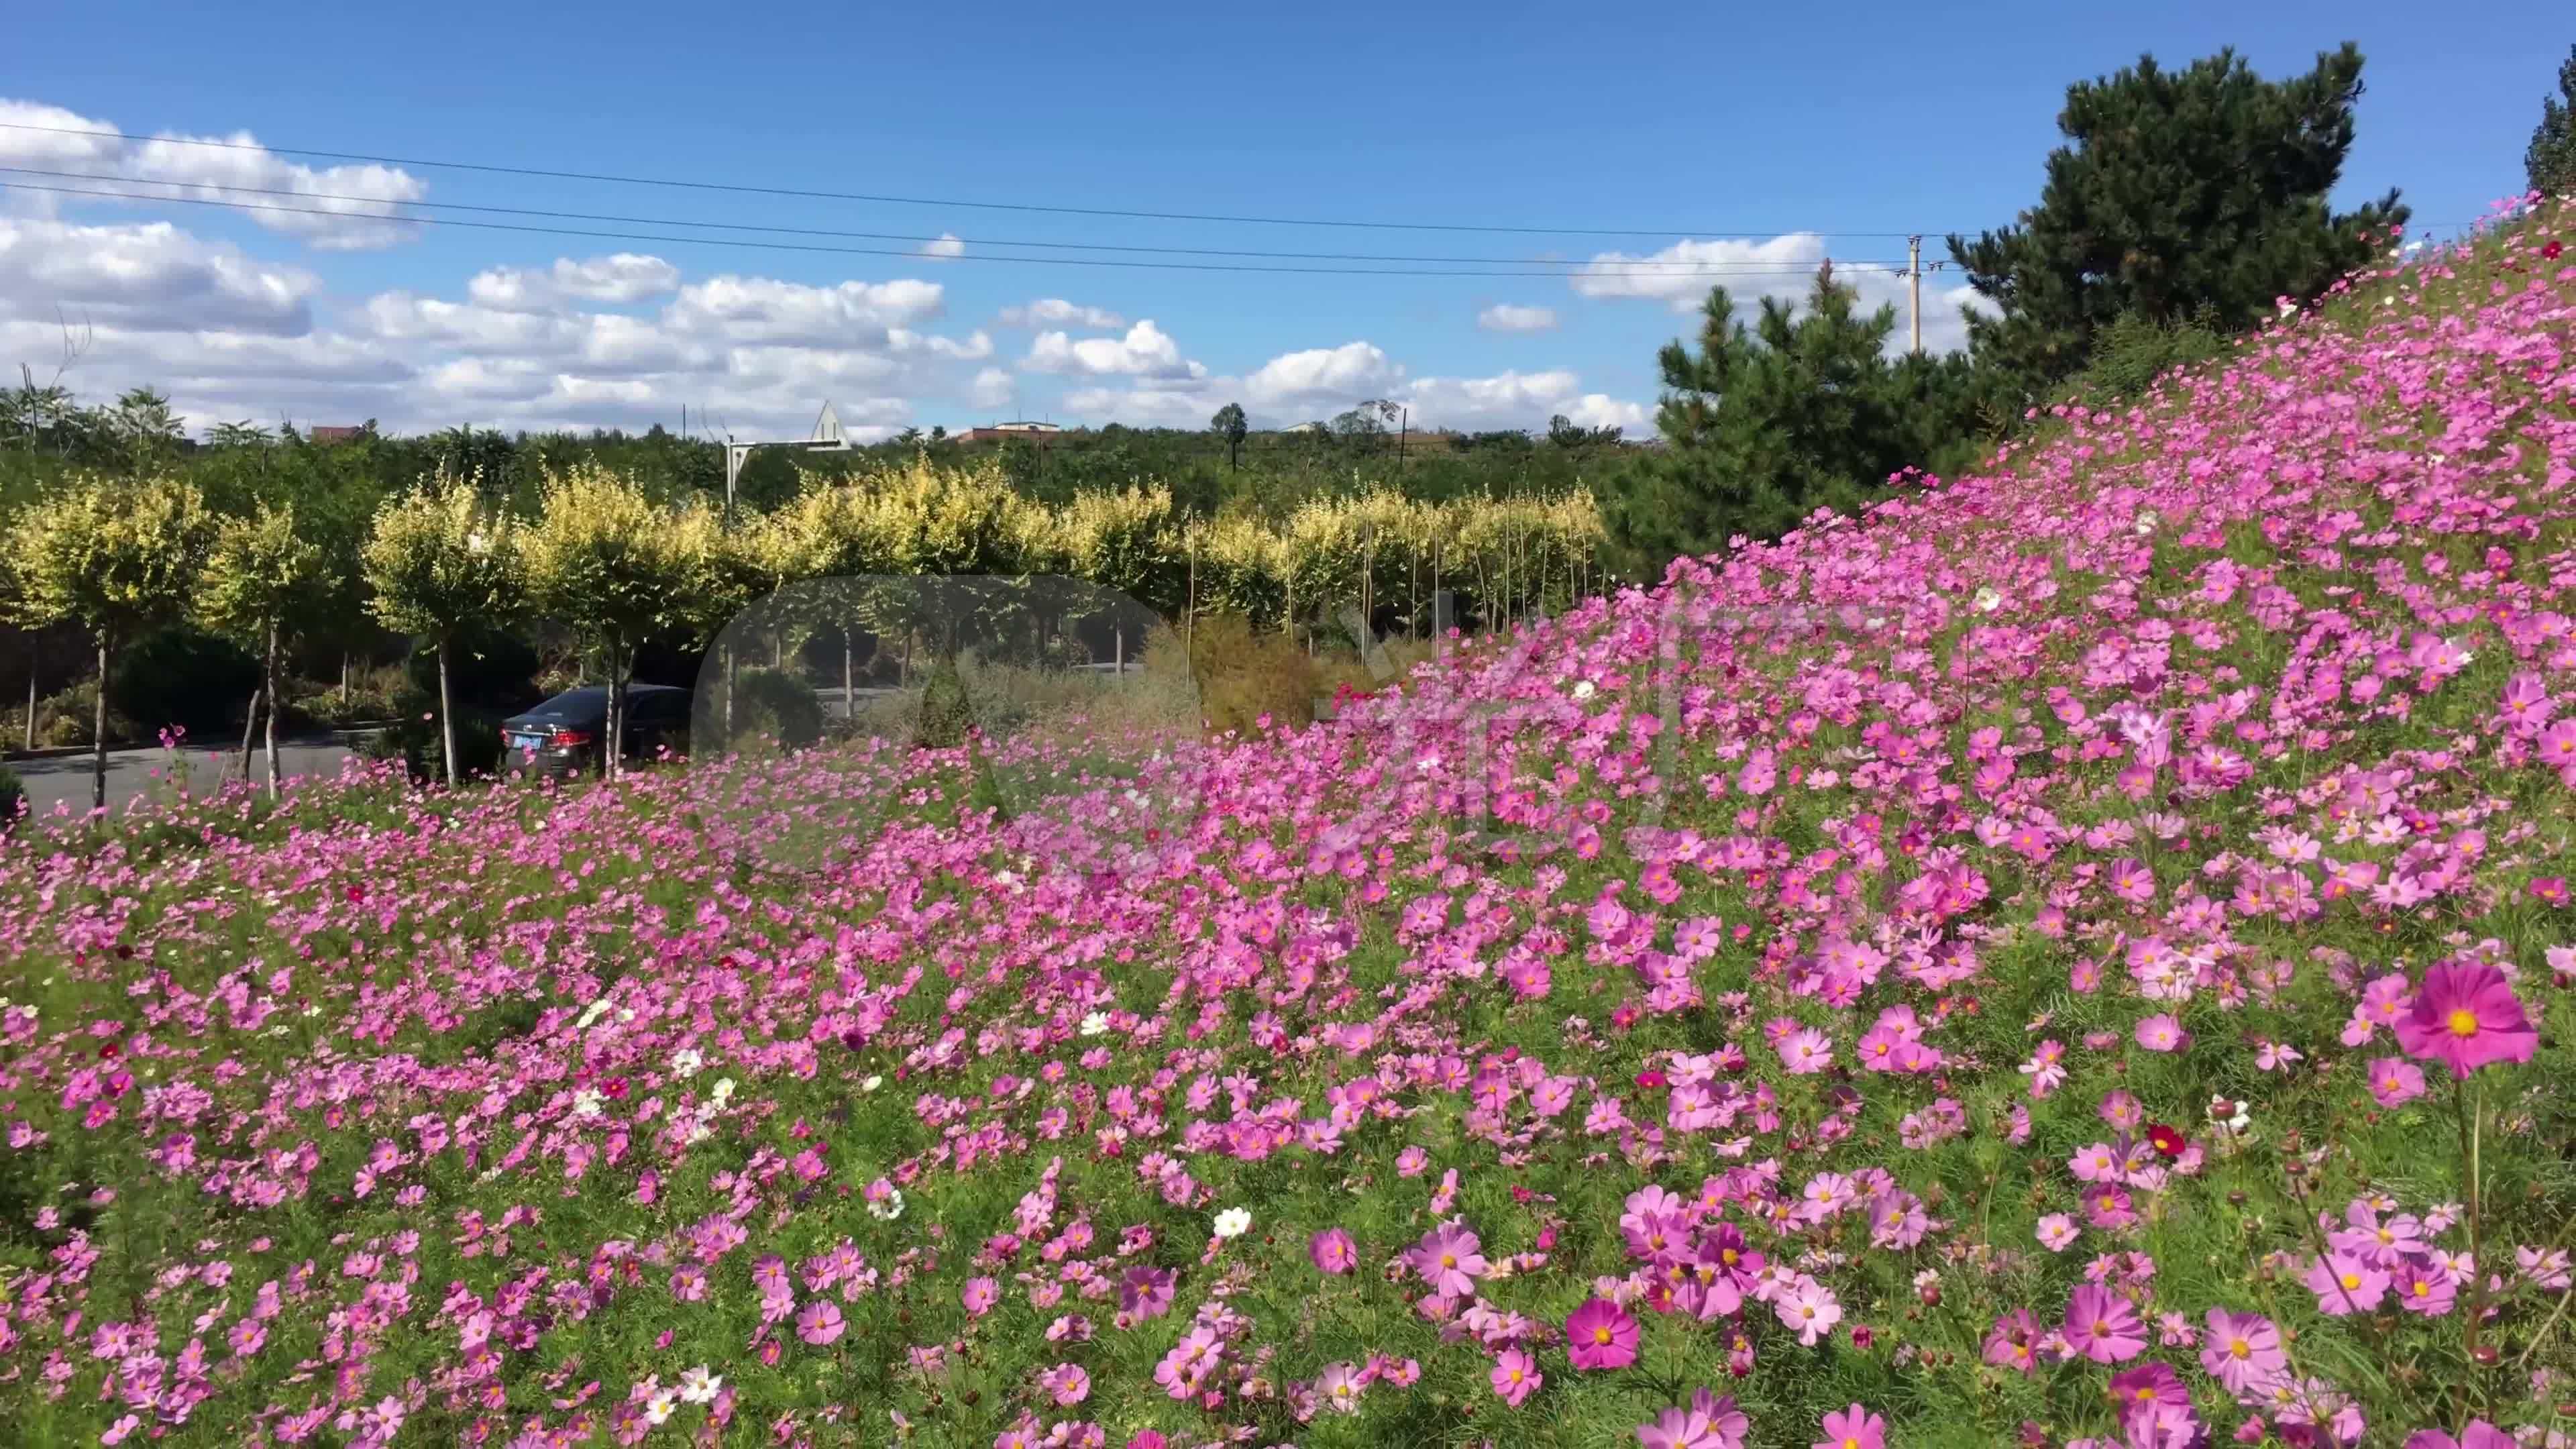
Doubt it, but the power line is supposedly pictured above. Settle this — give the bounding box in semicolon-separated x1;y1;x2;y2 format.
0;180;1924;279
0;119;1951;240
0;166;1909;272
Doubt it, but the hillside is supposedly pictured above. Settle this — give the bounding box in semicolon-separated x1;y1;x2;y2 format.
0;203;2571;1448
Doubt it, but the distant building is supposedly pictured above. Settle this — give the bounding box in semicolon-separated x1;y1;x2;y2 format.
957;420;1069;445
1279;421;1328;435
307;425;368;445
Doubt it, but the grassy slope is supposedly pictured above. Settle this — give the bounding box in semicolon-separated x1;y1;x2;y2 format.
0;206;2573;1448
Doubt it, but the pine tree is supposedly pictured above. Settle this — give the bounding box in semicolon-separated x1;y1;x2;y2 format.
1949;44;2405;395
1601;263;1929;576
2530;46;2576;199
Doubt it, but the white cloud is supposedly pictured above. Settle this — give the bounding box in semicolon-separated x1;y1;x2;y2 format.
1061;381;1227;428
466;254;680;311
1395;368;1648;434
1244;341;1399;410
1571;231;1988;355
919;233;965;260
970;366;1016;410
0;98;429;251
664;275;945;347
998;298;1127;330
0;216;317;335
1477;303;1558;333
1022;319;1203;380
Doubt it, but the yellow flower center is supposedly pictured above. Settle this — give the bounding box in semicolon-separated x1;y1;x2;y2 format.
1440;1254;1457;1269
2340;1273;2362;1291
2229;1338;2250;1359
2447;1009;2479;1038
1593;1327;1613;1344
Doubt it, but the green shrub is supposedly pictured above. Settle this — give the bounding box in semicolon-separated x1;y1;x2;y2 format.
727;667;823;753
0;763;21;828
361;689;507;783
34;680;139;748
1155;613;1320;737
914;655;973;750
2059;308;2231;405
402;626;539;712
108;624;258;737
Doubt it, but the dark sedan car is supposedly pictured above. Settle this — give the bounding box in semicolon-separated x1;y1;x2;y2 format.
498;684;691;777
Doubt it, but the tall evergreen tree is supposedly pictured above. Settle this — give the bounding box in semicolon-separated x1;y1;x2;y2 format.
2530;45;2576;199
1600;264;1931;576
1949;44;2406;394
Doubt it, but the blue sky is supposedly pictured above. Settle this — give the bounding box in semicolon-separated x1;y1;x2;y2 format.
0;0;2561;441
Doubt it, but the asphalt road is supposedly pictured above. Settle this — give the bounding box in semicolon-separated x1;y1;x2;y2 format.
7;738;359;819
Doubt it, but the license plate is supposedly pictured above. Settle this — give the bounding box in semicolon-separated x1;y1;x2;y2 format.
511;733;545;749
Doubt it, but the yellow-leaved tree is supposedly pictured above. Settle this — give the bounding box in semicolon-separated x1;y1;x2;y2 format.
360;475;521;787
7;474;216;811
197;501;333;798
518;465;715;780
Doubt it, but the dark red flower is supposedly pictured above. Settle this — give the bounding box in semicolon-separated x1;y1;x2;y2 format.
2145;1123;2186;1159
2545;239;2565;260
98;1040;120;1061
1633;1069;1668;1090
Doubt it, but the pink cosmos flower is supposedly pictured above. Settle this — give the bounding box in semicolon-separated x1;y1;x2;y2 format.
961;1277;1000;1316
1309;1227;1357;1275
1490;1348;1541;1407
2062;1283;2146;1363
1813;1403;1885;1449
2303;1251;2391;1315
1777;1276;1843;1346
2035;1214;2079;1252
2392;963;2538;1079
1409;1222;1487;1297
1040;1362;1091;1405
794;1299;844;1345
1982;1309;2039;1375
2404;1426;2517;1449
2391;1257;2457;1316
2198;1309;2285;1395
1565;1297;1640;1371
2133;1014;2189;1053
1638;1388;1748;1449
2367;1057;2428;1108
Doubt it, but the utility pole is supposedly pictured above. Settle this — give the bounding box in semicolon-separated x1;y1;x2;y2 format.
1907;235;1923;356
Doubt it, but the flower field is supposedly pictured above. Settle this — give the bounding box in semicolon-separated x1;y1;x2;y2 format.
3;204;2575;1449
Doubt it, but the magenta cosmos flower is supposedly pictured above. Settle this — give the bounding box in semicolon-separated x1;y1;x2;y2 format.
1812;1403;1886;1449
2392;963;2538;1079
1309;1227;1358;1275
2062;1283;2147;1363
1565;1297;1640;1371
2404;1425;2516;1449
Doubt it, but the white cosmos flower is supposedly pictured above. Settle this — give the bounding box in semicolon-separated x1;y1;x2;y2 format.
678;1368;720;1404
867;1189;906;1221
670;1048;703;1079
571;1089;604;1120
710;1077;736;1104
1972;586;2003;614
1212;1208;1252;1240
860;1074;884;1093
1571;680;1596;700
643;1391;676;1426
1079;1012;1111;1037
2133;510;2159;537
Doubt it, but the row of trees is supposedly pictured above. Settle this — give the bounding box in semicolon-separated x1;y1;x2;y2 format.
1;455;1605;802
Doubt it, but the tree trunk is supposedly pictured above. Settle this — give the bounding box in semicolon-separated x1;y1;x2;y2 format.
843;631;855;720
604;635;622;782
90;635;109;814
339;650;350;706
25;637;39;752
263;620;281;798
436;634;458;788
238;687;262;783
